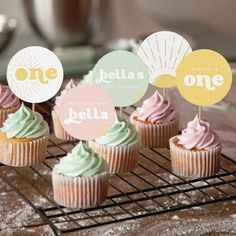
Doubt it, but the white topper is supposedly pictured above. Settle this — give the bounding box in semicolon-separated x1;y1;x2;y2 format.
7;46;64;103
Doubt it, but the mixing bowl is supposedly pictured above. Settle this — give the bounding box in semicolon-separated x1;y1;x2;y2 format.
22;0;107;47
0;14;17;53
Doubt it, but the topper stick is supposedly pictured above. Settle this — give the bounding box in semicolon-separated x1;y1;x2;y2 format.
119;107;123;117
198;105;202;119
32;103;35;112
83;140;88;147
163;88;166;98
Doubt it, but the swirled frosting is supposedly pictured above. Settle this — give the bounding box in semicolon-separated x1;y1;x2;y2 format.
54;141;108;177
132;91;176;123
95;112;138;146
54;79;77;111
0;84;20;109
178;115;220;150
1;103;49;138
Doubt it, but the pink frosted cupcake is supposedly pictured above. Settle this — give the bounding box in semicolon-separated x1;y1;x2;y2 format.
170;115;221;177
130;91;178;148
52;79;77;140
0;84;20;127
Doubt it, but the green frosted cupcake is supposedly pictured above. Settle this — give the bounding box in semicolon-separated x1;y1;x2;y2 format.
0;103;49;166
89;112;139;174
52;141;109;208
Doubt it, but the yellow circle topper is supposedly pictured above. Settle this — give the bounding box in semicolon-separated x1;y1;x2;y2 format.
176;49;232;106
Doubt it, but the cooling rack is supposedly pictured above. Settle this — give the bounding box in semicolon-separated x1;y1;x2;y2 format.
0;102;235;235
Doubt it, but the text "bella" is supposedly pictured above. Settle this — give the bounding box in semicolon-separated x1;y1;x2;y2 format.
64;108;109;125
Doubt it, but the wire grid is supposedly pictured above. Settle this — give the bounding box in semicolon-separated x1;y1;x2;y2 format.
0;102;235;235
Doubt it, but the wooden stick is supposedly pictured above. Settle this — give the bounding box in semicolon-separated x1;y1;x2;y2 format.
32;103;35;112
82;140;88;146
198;105;202;119
163;88;166;98
119;107;122;117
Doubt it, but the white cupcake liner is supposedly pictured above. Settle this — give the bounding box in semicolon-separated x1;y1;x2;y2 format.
169;136;221;178
0;105;20;128
52;170;109;208
52;110;76;141
89;141;139;174
130;115;178;148
0;135;48;166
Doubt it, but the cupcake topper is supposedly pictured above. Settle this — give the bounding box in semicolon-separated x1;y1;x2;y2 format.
7;46;64;111
57;84;116;141
137;31;192;97
176;49;232;118
92;50;149;116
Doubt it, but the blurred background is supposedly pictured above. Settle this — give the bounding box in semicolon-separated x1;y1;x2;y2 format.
0;0;236;158
0;0;236;81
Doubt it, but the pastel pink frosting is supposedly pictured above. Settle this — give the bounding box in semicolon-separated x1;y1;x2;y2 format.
132;90;176;123
54;79;77;111
178;115;220;150
0;84;20;109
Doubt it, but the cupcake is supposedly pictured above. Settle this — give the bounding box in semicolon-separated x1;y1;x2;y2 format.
89;112;139;174
52;79;77;140
0;103;49;166
130;90;178;148
0;84;20;127
52;141;109;208
170;115;221;177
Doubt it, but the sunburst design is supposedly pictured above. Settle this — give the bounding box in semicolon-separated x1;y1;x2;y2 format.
7;48;45;100
7;46;63;103
137;31;192;88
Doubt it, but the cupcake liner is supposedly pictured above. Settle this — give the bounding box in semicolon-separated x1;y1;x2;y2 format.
0;105;20;128
52;110;76;141
52;171;109;208
169;136;221;178
89;141;139;174
131;116;178;148
0;136;48;167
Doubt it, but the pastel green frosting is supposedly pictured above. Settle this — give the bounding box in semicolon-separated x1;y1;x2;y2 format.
95;112;139;146
54;142;108;177
81;70;94;84
1;103;49;138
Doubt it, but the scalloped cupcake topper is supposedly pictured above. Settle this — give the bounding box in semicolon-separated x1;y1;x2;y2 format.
176;49;232;107
57;84;116;140
137;31;192;88
92;50;149;107
7;46;64;105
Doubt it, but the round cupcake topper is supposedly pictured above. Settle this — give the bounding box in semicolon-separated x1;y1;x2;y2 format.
176;49;232;106
93;50;149;107
57;84;116;140
7;46;64;103
137;31;192;88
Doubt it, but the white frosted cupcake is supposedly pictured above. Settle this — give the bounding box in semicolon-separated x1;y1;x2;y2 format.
170;115;221;177
89;112;139;174
130;91;178;148
52;79;77;140
52;142;109;208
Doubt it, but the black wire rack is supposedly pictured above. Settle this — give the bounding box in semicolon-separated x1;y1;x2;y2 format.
0;102;236;235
